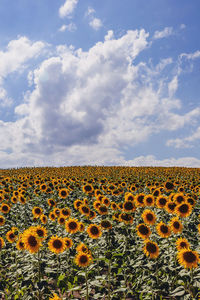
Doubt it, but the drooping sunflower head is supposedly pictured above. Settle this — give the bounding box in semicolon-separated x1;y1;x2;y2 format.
89;210;96;220
75;251;92;268
119;213;133;225
40;214;48;225
79;205;90;216
142;210;156;225
47;198;56;207
65;218;80;234
76;242;89;253
177;249;199;269
87;224;102;239
136;223;151;239
49;212;56;221
156;222;171;238
135;194;145;207
48;236;66;254
165;201;176;214
16;238;25;251
143;240;159;259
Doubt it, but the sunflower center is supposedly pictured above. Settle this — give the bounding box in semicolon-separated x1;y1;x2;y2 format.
82;206;89;213
80;254;88;264
124;201;134;210
183;251;197;263
139;225;149;235
146;197;153;204
69;221;78;230
90;226;99;235
173;221;180;229
146;213;153;221
53;239;62;249
99;206;107;213
35;208;41;214
146;242;157;253
2;205;8;212
165;182;174;190
159;198;167;206
61;191;67;196
160;225;168;234
137;195;144;203
84;185;92;191
179;204;189;213
176;196;184;203
28;235;38;247
180;242;187;248
101;221;111;228
9;233;15;240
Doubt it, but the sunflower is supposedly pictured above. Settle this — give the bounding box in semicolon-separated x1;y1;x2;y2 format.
169;217;183;234
22;230;41;253
58;188;69;199
198;224;200;235
87;224;102;239
176;237;190;251
64;237;73;249
97;205;108;215
18;195;26;204
100;220;112;230
93;200;101;211
142;210;156;225
186;197;196;207
135;194;145;207
6;230;17;243
75;251;92;268
156;222;171;238
48;236;66;254
47;198;56;207
60;207;71;218
125;192;135;202
177;249;199;269
82;184;93;194
40;214;48;225
53;208;60;217
89;210;96;220
164;181;174;191
49;293;62;300
79;222;85;232
175;203;192;218
0;237;5;250
32;225;47;241
40;183;47;192
58;216;66;225
11;196;18;204
74;199;83;210
32;207;43;218
0;215;5;226
144;195;155;207
174;193;186;204
143;240;159;259
65;218;80;234
0;203;10;214
119;213;133;225
49;212;56;221
16;237;25;251
76;243;89;253
110;202;118;210
79;205;90;217
123;201;136;213
136;223;151;239
156;196;168;209
165;201;176;214
102;197;110;207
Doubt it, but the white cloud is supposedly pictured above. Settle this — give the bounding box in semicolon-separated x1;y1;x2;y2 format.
167;126;200;148
168;76;178;97
59;0;78;18
0;30;200;167
85;6;95;17
89;18;103;31
180;50;200;60
58;23;77;32
180;24;186;30
153;27;173;39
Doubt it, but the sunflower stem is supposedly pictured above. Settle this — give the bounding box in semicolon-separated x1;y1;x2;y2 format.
37;250;42;300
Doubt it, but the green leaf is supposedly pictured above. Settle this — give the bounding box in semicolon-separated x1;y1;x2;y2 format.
170;286;185;296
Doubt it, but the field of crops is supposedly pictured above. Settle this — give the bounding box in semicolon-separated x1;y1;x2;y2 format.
0;166;200;300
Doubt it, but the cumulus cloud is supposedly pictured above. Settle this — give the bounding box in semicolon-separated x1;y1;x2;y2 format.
59;0;78;18
153;27;174;39
0;30;200;167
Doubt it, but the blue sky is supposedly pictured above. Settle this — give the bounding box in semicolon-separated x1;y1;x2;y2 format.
0;0;200;168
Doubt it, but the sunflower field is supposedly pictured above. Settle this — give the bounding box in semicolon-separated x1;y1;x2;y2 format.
0;166;200;300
